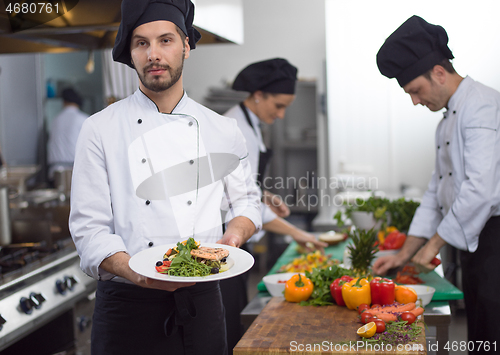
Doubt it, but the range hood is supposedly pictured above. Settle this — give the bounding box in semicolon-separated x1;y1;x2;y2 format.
0;0;243;54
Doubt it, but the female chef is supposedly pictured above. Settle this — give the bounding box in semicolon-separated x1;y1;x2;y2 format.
220;58;327;353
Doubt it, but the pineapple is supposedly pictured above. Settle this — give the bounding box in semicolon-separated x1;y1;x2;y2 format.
347;228;379;276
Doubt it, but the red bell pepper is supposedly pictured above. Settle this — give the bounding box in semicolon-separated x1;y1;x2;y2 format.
370;277;395;306
383;231;406;250
330;275;353;306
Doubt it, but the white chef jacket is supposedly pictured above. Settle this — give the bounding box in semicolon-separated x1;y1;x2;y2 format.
69;90;262;281
408;76;500;252
47;105;88;177
224;104;278;242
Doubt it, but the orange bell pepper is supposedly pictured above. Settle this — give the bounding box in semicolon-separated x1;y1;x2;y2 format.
284;274;314;303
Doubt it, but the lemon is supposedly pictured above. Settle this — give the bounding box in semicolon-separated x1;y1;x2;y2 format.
357;322;377;338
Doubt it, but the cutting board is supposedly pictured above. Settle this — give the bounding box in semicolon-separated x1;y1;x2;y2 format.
233;298;427;355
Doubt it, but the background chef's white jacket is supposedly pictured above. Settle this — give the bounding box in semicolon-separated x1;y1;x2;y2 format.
408;76;500;252
47;105;88;177
69;90;262;281
224;104;278;242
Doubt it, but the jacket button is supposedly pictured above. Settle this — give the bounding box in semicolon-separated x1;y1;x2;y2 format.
437;145;440;149
187;200;192;205
453;110;456;114
148;242;153;247
189;160;194;165
188;121;193;126
449;172;452;176
440;206;443;210
142;158;147;163
138;119;143;124
447;142;450;145
439;176;443;179
146;200;151;205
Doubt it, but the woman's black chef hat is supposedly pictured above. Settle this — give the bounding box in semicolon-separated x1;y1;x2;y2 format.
232;58;298;94
376;15;454;87
112;0;201;68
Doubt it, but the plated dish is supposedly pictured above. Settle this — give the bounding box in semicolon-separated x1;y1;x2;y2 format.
129;241;254;282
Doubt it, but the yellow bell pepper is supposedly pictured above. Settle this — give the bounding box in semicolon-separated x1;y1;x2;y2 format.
341;277;371;310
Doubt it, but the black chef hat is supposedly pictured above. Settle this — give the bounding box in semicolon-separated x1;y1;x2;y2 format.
112;0;202;68
232;58;298;94
377;15;454;87
61;88;83;107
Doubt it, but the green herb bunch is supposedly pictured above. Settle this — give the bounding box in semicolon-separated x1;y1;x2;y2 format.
347;228;378;276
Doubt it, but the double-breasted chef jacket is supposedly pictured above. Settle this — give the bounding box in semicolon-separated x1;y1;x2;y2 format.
69;90;262;281
408;76;500;252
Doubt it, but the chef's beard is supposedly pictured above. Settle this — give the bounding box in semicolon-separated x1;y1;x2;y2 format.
137;58;184;93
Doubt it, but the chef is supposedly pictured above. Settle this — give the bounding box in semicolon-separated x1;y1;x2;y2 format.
47;87;88;180
372;15;500;352
68;1;261;354
221;58;327;352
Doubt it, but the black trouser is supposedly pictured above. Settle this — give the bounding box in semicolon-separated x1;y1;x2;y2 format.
460;215;500;355
91;281;227;355
219;271;249;355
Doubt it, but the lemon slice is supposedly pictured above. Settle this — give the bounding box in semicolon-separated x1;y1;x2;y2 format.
357;322;377;338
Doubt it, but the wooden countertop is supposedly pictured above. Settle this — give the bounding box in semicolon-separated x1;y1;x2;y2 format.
234;298;427;355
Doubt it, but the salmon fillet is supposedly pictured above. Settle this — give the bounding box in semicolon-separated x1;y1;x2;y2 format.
190;246;229;261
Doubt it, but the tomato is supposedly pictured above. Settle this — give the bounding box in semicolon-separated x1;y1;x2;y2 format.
361;312;374;324
373;319;386;333
383;231;406;250
358;304;370;314
400;312;416;325
366;316;378;324
371;304;381;309
155;260;172;274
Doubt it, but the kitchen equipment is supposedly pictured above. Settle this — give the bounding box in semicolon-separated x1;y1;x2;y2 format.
234;298;427;354
0;187;11;246
0;238;96;353
53;169;73;198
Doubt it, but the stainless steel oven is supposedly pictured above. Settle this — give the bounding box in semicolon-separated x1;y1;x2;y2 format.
0;239;96;355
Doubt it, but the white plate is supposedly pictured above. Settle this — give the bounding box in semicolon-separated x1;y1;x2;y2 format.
129;243;254;282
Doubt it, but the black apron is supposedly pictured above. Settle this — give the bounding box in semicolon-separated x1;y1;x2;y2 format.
460;215;500;353
239;102;273;187
91;281;227;355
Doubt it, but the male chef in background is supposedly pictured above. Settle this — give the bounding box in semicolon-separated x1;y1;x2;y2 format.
373;15;500;352
69;0;261;354
47;87;88;180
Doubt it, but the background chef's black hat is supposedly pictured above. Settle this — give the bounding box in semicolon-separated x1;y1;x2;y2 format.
61;88;83;107
376;15;454;87
232;58;298;94
112;0;201;68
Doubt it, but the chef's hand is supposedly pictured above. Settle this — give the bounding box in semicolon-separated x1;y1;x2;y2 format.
373;235;431;275
217;216;257;248
100;252;195;291
263;190;290;218
292;229;328;254
372;254;406;276
411;232;446;272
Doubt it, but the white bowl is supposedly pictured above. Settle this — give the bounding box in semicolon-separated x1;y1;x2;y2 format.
262;273;302;297
403;285;436;306
318;231;346;245
350;211;390;231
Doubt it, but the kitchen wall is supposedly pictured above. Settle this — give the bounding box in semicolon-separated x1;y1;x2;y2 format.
183;0;327;103
0;54;44;166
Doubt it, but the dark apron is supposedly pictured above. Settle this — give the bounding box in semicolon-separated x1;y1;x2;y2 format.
239;102;273;187
460;215;500;353
91;281;227;355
